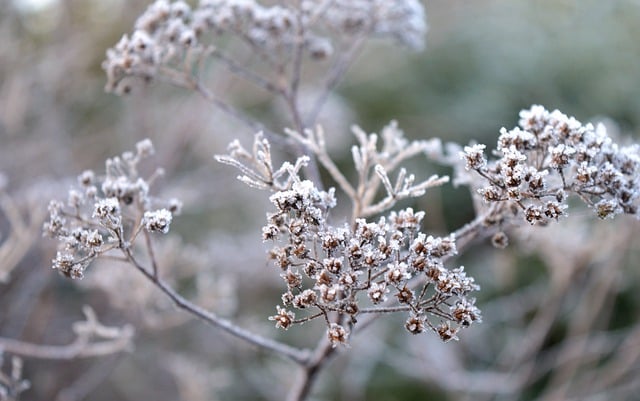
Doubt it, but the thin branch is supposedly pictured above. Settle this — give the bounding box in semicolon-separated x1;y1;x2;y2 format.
210;49;282;94
123;248;310;365
286;332;338;401
305;33;368;127
0;308;133;360
286;127;356;199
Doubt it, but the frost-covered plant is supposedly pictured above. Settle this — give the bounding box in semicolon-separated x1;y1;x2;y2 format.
103;0;425;95
29;1;640;400
456;105;640;247
216;129;480;345
43;139;181;279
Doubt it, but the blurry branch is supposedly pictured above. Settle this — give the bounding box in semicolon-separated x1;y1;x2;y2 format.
0;189;46;283
54;354;123;401
577;324;640;397
122;246;311;366
0;353;30;401
539;232;630;401
0;306;133;360
287;336;338;401
305;33;368;128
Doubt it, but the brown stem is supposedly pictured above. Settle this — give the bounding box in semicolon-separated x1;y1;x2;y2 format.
287;338;337;401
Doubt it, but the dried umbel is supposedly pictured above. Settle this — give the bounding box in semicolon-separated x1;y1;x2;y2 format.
217;127;481;346
460;105;640;226
265;194;481;345
43;139;180;279
102;0;427;94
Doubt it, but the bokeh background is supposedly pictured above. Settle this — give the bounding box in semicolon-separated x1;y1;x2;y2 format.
1;0;640;400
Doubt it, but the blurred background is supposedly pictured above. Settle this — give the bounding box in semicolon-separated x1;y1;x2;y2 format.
1;0;640;400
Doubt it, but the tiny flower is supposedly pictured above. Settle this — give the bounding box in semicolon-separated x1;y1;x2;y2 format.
78;170;95;186
390;208;425;231
318;283;340;303
93;198;122;230
543;201;567;220
435;266;478;296
426;235;457;258
293;289;317;308
93;197;120;219
396;286;414;304
339;271;359;287
491;232;509;249
323;257;343;274
52;252;86;279
451;299;482;327
436;322;459;342
269;306;295;330
385;262;410;284
262;224;280;241
576;162;597;183
67;189;83;209
304;260;320;278
327;323;348;347
405;314;425;334
549;144;575;168
478;186;503;202
168;198;183;214
368;282;388;304
84;230;104;248
461;144;487;170
143;208;173;234
524;205;545;225
595;199;620;219
281;270;302;288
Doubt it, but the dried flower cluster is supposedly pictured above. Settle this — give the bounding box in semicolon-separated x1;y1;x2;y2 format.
461;105;640;226
102;0;426;94
43;139;181;279
217;130;481;346
266;196;481;345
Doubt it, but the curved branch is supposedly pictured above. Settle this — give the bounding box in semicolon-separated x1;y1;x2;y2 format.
123;248;311;366
0;307;133;360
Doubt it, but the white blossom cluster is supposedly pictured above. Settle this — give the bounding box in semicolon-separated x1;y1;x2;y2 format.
103;0;426;94
43;139;181;279
264;181;481;345
461;105;640;225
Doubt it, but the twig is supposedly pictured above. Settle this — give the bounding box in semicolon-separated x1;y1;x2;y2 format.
123;248;310;365
0;308;133;360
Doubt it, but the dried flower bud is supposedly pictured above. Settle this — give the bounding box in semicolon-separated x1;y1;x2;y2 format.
405;314;425;334
436;322;459;342
143;209;173;234
368;282;388;304
461;144;487;170
491;231;509;249
327;323;348;347
269;306;295;330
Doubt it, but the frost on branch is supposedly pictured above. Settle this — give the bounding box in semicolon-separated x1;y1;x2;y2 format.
43;140;181;279
214;132;310;191
458;105;640;227
285;121;448;219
